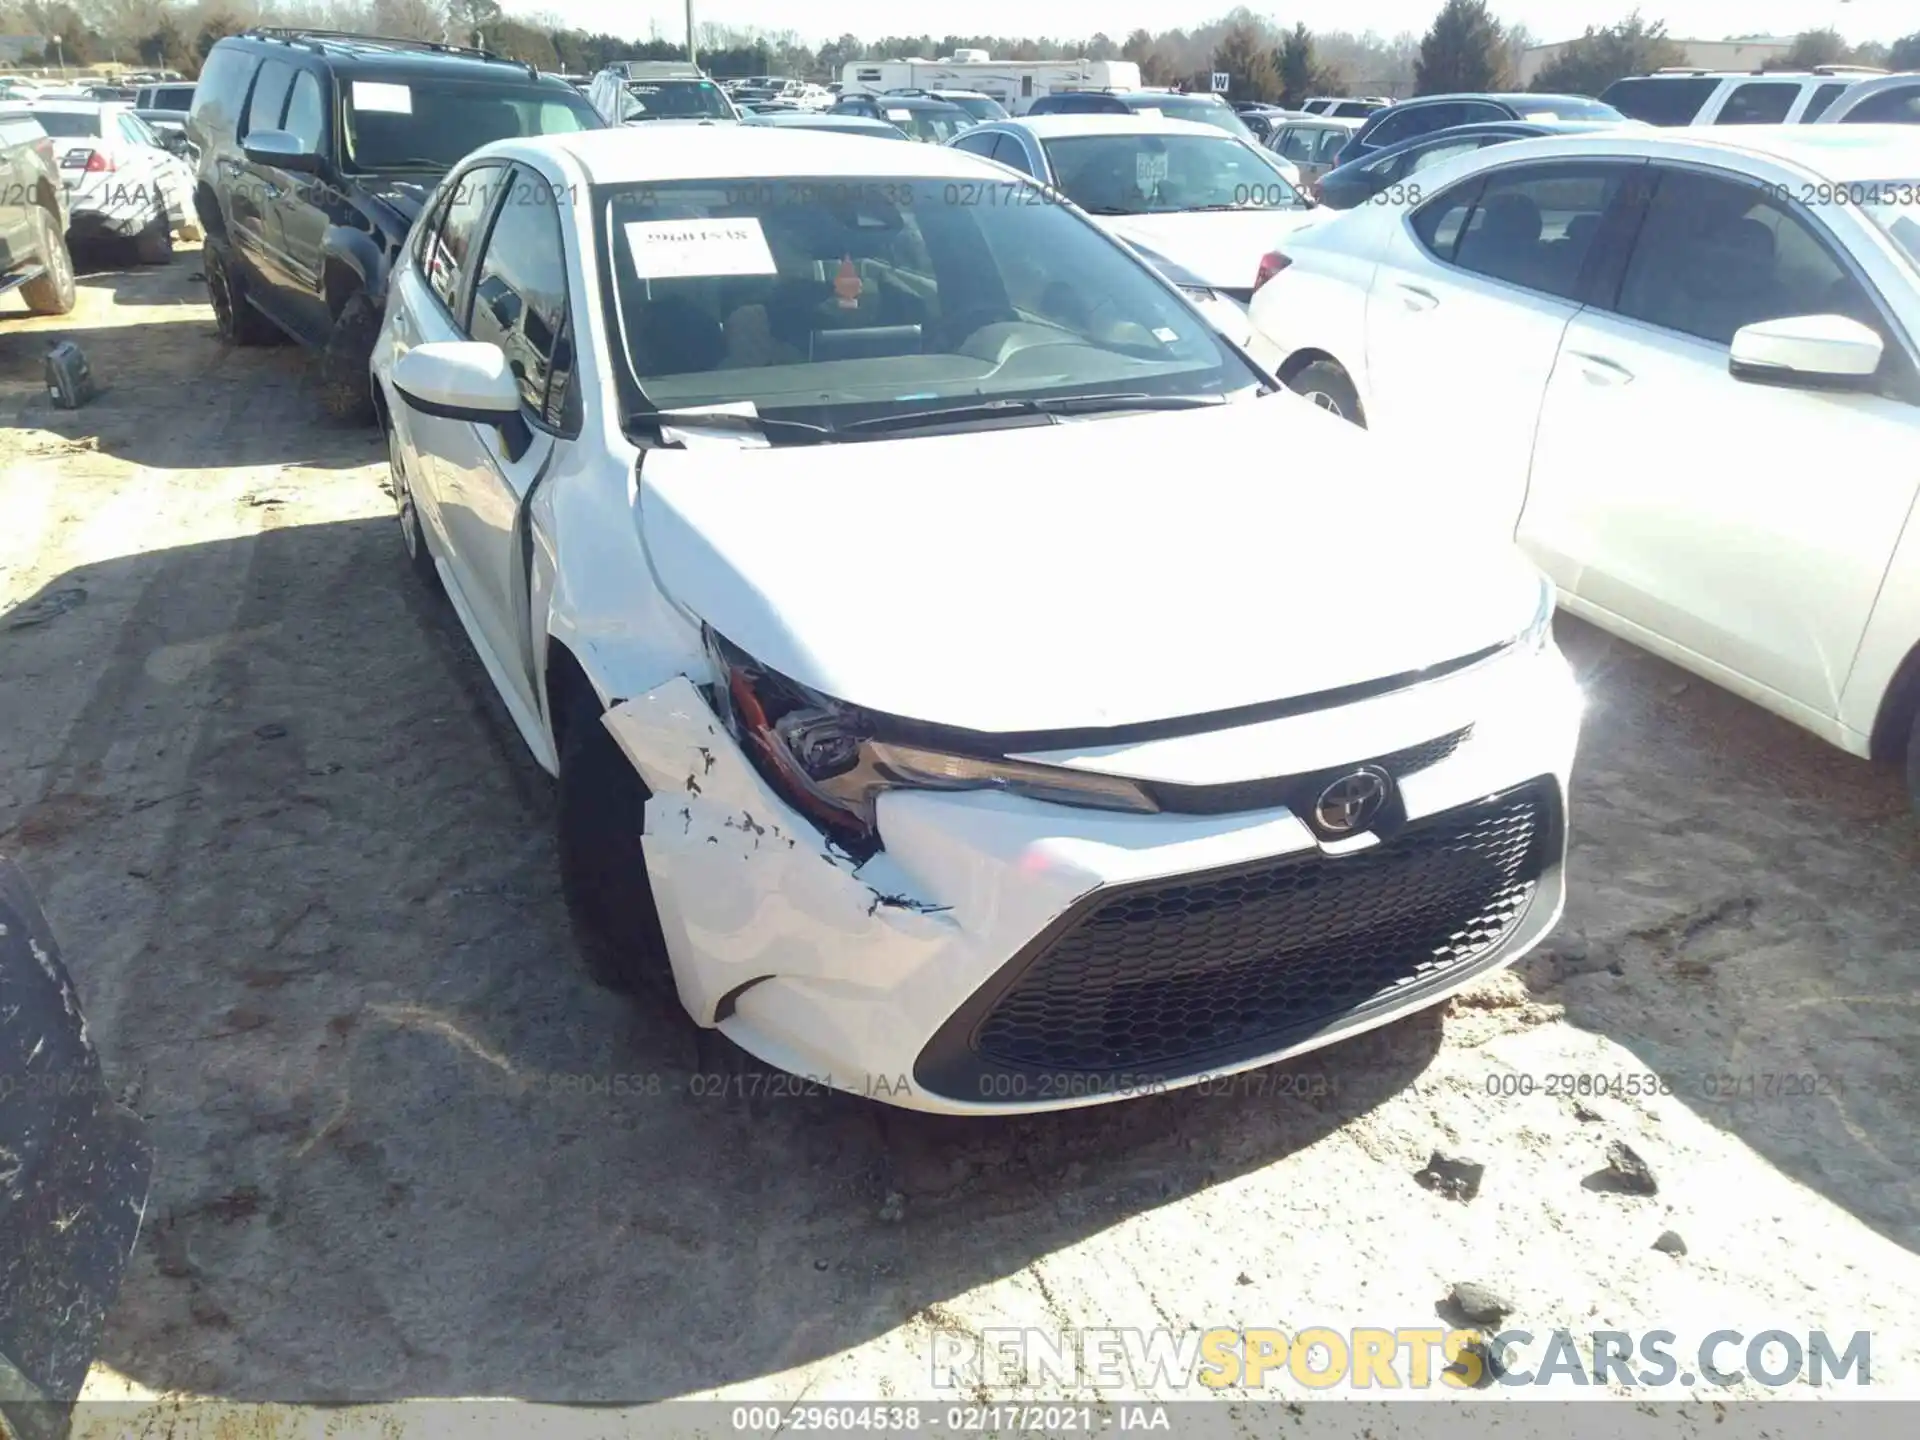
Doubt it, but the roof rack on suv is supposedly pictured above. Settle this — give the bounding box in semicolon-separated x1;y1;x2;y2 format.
242;27;538;80
1811;64;1888;76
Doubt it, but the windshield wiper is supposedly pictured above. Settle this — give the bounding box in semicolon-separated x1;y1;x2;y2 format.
625;409;836;444
840;393;1226;436
1078;204;1141;216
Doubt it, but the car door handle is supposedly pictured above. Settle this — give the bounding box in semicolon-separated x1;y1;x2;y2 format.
1565;350;1634;386
1395;283;1438;312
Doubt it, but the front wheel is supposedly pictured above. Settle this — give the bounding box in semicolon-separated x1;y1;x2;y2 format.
1286;359;1366;428
556;696;677;999
318;293;379;424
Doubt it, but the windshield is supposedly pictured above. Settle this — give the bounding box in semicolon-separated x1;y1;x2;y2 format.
1127;96;1255;140
341;80;598;171
1043;133;1306;214
878;105;969;142
947;95;1009;122
29;111;101;137
597;175;1253;438
621;79;733;120
1862;181;1920;272
1518;95;1624;120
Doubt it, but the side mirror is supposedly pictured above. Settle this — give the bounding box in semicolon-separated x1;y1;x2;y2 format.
241;127;319;172
393;341;523;424
1729;313;1883;389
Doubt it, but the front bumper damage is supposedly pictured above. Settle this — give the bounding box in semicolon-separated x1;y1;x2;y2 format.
603;644;1581;1114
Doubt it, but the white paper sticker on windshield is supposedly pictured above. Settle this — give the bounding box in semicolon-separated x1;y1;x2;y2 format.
352;81;413;114
1153;326;1179;342
1521;111;1560;121
885;108;911;120
1136;151;1169;188
624;218;778;279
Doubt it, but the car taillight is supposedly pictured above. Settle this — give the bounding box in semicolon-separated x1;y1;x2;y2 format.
1254;250;1292;293
84;150;115;173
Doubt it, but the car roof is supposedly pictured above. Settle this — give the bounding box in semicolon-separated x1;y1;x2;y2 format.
1431;123;1920;182
864;95;968;112
24;99;121;114
1278;114;1365;129
216;32;556;86
742;113;901;131
499;126;1011;184
1001;113;1246;141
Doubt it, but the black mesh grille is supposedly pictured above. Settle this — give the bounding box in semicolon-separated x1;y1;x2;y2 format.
1146;725;1473;816
969;779;1551;1076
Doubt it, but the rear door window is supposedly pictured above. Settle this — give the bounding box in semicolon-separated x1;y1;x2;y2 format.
424;161;505;318
245;59;294;137
1842;83;1920;123
1801;82;1851;122
1599;76;1717;126
1434;163;1628;301
188;45;257;139
989;134;1036;175
1715;82;1798;125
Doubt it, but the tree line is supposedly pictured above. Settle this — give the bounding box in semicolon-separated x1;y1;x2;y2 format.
5;0;1917;102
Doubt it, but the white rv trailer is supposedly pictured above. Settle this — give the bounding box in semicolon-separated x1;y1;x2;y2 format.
840;51;1143;111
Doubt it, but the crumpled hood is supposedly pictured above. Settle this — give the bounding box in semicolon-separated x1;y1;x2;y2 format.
636;398;1540;736
1100;209;1326;292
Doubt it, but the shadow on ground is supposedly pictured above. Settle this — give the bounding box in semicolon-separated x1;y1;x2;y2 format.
1523;616;1920;1252
0;246;372;472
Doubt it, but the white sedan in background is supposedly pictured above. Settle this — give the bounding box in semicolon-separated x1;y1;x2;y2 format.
370;127;1579;1112
948;114;1320;345
1246;125;1920;803
25;99;192;261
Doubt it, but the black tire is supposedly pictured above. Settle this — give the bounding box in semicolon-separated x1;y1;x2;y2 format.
555;694;676;998
19;210;76;316
318;292;380;425
133;207;174;265
1286;359;1366;427
1906;708;1920;815
204;241;277;345
386;419;439;587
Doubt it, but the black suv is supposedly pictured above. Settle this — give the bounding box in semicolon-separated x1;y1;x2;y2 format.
1331;92;1624;168
188;28;601;421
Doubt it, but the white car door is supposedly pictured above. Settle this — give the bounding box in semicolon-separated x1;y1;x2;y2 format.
1361;159;1641;532
1521;163;1920;723
399;162;567;722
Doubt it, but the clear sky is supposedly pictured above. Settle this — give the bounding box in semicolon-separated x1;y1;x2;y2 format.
555;0;1914;46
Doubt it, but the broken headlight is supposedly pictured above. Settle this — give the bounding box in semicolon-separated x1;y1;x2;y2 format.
704;630;1159;850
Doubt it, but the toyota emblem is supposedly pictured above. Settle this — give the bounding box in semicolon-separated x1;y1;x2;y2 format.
1312;766;1393;836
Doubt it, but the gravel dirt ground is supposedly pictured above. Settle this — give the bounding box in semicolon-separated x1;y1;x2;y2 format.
3;248;1920;1431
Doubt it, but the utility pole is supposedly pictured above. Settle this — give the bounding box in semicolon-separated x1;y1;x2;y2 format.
685;0;697;67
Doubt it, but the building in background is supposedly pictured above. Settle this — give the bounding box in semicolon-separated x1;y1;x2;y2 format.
1517;34;1796;87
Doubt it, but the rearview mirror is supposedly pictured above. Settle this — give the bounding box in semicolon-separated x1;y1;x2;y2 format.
242;127;319;172
393;341;523;424
1729;313;1883;389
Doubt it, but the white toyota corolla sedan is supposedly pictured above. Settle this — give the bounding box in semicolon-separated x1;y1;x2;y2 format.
371;128;1582;1113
